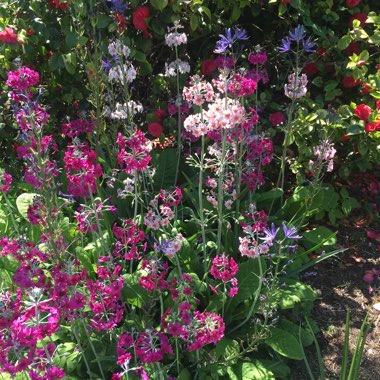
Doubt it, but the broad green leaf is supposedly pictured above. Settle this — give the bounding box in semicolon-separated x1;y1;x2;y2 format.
303;226;336;248
151;148;177;190
96;14;112;28
150;0;168;10
279;319;314;346
232;258;266;303
266;328;304;360
337;35;351;50
228;361;275;380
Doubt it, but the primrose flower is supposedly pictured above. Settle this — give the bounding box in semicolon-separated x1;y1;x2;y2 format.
284;72;308;99
165;59;190;77
214;26;249;54
165;23;187;47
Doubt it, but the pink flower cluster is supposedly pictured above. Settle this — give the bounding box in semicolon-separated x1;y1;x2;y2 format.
184;97;246;137
242;136;273;191
113;219;146;260
16;104;49;132
210;254;239;297
144;187;183;230
6;67;40;92
0;172;12;193
116;130;152;174
64;140;103;197
62;118;94;138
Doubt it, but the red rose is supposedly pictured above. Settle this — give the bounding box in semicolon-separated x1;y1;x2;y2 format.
114;11;128;33
148;122;163;137
269;112;286;126
0;28;18;44
281;0;291;4
48;0;69;10
354;104;372;122
133;6;150;35
345;42;360;56
342;75;361;88
346;0;360;8
365;122;380;133
201;59;217;76
304;62;318;76
316;48;327;57
340;134;350;142
153;109;166;121
349;12;368;27
376;100;380;110
360;83;372;95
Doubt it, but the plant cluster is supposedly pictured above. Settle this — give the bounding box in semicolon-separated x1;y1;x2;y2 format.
0;0;378;379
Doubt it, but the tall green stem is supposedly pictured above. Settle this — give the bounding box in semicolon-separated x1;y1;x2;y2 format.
216;128;228;253
198;135;207;272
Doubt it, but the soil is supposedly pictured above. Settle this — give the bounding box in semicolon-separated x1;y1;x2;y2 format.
291;210;380;380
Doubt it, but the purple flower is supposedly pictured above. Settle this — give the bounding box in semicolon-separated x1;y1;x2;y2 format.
282;223;302;239
105;0;128;13
279;25;316;54
278;37;291;53
302;36;317;53
260;223;280;243
102;57;113;73
214;27;249;54
289;25;306;42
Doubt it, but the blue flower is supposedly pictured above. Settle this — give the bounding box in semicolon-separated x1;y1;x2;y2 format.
102;57;113;73
289;25;306;42
105;0;128;13
278;37;291;53
302;36;317;53
279;25;316;54
214;27;249;54
282;223;302;239
260;223;280;243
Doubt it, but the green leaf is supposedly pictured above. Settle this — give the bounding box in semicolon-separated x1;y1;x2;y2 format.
190;14;199;31
96;14;112;28
16;193;37;219
75;247;95;275
232;258;266;303
342;197;359;215
303;226;336;248
123;274;150;308
63;52;77;75
177;369;191;380
49;54;65;71
150;0;168;10
65;31;78;48
266;328;304;360
337;35;351;50
279;320;314;346
274;279;317;309
151;148;177;190
228;361;275;380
